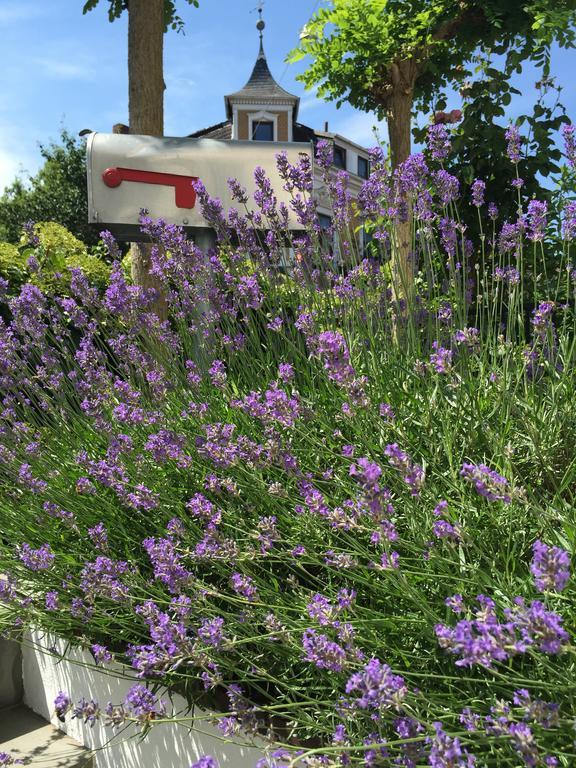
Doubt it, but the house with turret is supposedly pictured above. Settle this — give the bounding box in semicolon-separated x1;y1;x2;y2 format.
187;11;372;257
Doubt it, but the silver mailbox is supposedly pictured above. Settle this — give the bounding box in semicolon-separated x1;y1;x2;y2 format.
86;133;313;238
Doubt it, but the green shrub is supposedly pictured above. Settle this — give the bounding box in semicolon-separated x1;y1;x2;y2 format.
0;241;28;292
4;222;112;295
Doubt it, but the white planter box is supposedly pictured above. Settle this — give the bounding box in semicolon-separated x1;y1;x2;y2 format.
22;629;265;768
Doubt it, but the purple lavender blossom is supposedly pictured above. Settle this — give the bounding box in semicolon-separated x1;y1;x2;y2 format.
91;644;113;664
143;536;191;593
0;577;17;604
562;123;576;169
190;758;218;768
531;540;571;592
437;302;453;324
531;301;555;337
508;722;539;767
445;594;465;614
278;362;294;382
430;341;452;374
144;429;191;467
71;697;101;725
460;463;511;503
379;403;395;421
315;140;334;170
380;551;400;570
427;722;476;767
493;266;521;286
439;217;458;257
197;617;225;648
426;124;451;162
186;493;219;525
302;629;346;672
22;220;39;247
509;598;570;655
43;502;74;524
227;176;248;203
17;463;47;494
129;601;192;676
208;360;227;388
453;327;480;350
276;150;314;194
432;501;461;541
87;522;108;551
267;316;283;332
434;170;460;206
0;752;23;766
433;519;461;541
470;179;485;207
315;330;356;386
307;593;334;626
236;275;263;310
436;595;569;667
233;384;300;427
79;556;129;603
256;515;278;553
124;684;166;721
459;708;481;732
230;572;259;602
384;444;425;496
54;691;71;719
562;200;576;240
513;689;560;728
526;200;548;242
18;543;54;571
344;657;407;711
505;124;522;163
76;476;96;494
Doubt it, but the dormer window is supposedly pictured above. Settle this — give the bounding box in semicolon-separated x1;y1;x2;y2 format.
252;120;274;141
247;111;279;142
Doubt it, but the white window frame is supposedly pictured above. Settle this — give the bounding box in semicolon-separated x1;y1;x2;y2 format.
249;110;279;142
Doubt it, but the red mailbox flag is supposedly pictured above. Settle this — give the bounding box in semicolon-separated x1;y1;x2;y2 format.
102;167;198;209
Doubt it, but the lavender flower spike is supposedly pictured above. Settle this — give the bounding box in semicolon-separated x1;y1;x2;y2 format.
190;758;218;768
531;540;570;593
460;463;511;503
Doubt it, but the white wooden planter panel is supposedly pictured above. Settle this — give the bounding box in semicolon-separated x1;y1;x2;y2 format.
22;629;265;768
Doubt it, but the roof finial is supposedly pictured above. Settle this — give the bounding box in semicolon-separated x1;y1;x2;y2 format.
253;1;265;56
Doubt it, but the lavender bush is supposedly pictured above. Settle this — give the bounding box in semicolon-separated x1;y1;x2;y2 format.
1;126;576;767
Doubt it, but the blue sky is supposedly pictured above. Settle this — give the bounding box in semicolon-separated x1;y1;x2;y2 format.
1;0;575;193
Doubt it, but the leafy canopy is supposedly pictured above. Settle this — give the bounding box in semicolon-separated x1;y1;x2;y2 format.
0;130;98;247
82;0;199;32
289;0;576;118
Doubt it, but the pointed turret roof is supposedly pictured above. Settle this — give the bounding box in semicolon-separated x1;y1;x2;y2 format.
224;14;299;120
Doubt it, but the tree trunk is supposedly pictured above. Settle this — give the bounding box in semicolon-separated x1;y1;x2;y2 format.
128;0;164;135
386;60;416;304
128;0;167;318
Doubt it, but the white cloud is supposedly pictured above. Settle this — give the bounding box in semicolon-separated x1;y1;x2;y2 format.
34;57;97;81
298;88;323;113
